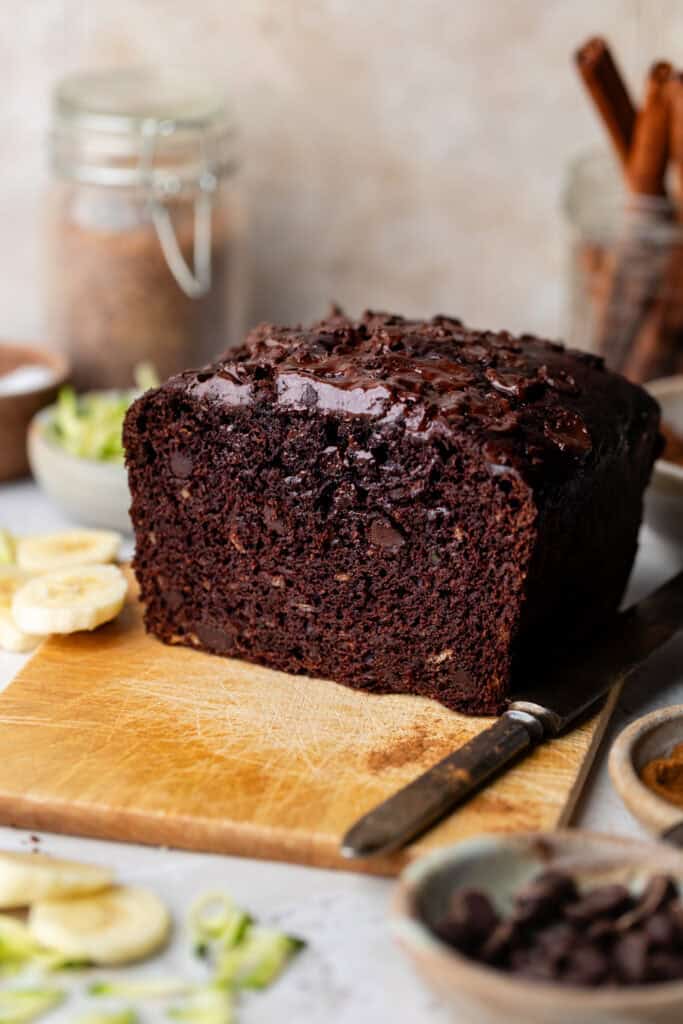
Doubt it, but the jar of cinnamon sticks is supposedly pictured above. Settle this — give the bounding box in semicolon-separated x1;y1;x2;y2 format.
47;69;246;389
566;38;683;383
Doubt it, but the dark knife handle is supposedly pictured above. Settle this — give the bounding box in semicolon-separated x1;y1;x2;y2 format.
341;710;546;859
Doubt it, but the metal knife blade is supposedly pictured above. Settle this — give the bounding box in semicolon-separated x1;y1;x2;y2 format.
341;569;683;860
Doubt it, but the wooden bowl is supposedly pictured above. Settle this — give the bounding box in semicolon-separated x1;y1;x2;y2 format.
609;706;683;837
393;830;683;1024
0;344;69;482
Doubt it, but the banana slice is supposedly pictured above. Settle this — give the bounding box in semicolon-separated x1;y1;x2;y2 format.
0;851;113;909
12;564;127;636
29;886;171;966
0;528;15;565
16;530;121;574
0;567;40;653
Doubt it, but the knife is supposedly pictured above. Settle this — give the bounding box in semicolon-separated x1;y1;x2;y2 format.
341;569;683;859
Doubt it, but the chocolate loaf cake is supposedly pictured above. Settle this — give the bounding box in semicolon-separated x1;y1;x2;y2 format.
124;310;661;715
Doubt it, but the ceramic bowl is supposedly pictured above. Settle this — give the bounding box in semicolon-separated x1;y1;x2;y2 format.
645;376;683;547
609;706;683;838
28;407;132;533
0;344;68;482
393;830;683;1024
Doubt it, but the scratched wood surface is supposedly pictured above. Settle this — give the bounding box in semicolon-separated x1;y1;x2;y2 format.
0;592;617;876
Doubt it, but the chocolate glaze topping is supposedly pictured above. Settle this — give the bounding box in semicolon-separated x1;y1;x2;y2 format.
176;309;653;481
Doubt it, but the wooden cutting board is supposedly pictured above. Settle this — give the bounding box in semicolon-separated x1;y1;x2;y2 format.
0;590;617;876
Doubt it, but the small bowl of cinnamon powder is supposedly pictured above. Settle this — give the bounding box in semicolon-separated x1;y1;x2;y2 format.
609;705;683;839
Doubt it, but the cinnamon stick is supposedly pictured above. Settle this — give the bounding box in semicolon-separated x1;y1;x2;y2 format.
575;37;636;167
592;60;674;375
626;73;683;381
669;73;683;199
626;61;672;196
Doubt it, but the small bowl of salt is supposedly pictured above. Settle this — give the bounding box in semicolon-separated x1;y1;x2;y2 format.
0;344;68;481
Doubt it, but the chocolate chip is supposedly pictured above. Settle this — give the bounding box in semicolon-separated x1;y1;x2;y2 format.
513;953;560;983
641;875;679;913
562;943;610;986
513;871;579;925
649;951;683;981
645;912;676;947
195;621;233;652
669;900;683;942
543;408;592;456
616;875;679;932
484;366;543;400
164;588;183;611
509;944;563;982
263;503;286;535
613;931;650;984
480;919;519;964
538;365;579;395
565;885;632;924
170;451;193;478
535;921;579;963
368;519;405;550
435;889;499;953
586;918;615;944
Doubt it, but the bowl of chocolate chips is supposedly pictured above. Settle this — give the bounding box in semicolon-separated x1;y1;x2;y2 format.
393;830;683;1024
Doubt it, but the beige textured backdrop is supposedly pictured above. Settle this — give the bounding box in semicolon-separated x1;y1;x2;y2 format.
3;0;683;347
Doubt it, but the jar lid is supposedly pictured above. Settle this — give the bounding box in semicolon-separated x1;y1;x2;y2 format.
51;67;237;188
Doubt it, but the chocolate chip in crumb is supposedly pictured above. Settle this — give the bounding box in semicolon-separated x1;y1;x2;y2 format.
368;518;405;550
170;451;193;478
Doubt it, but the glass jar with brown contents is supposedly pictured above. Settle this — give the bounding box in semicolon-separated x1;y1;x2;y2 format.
48;68;246;389
564;149;683;384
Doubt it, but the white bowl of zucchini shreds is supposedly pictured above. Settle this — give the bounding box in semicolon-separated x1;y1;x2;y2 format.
27;366;158;534
0;847;304;1023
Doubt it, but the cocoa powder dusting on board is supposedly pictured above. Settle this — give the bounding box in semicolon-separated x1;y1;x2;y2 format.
366;722;433;772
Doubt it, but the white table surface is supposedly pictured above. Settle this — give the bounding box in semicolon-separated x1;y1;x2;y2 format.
1;480;683;1023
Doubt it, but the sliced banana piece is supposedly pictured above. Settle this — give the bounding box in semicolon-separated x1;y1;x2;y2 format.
29;886;171;966
12;564;127;635
0;851;113;909
16;529;121;574
0;567;40;653
0;609;41;653
0;566;29;602
0;528;15;565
